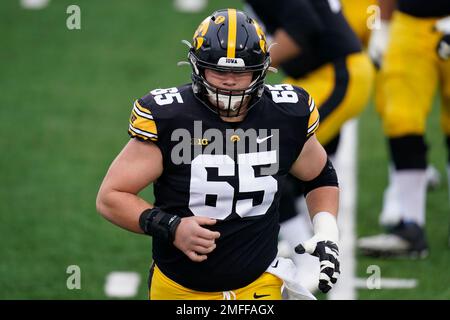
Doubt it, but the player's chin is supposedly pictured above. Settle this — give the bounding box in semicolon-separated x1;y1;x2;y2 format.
211;102;237;116
218;108;240;117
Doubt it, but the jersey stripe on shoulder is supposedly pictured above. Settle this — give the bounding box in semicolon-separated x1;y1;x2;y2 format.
129;124;158;140
133;100;154;120
128;99;158;141
308;95;315;112
307;96;320;137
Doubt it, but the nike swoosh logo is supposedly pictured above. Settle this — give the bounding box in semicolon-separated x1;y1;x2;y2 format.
256;135;273;144
271;260;279;268
253;293;270;299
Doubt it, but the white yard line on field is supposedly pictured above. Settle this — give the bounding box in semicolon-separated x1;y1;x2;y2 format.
328;120;358;300
104;271;141;298
354;277;418;289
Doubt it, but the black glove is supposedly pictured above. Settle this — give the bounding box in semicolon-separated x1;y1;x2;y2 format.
295;239;340;293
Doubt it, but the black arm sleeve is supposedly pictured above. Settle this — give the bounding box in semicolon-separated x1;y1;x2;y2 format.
303;158;339;196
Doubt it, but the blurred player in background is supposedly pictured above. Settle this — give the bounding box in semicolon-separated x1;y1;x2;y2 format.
358;0;450;257
342;0;442;248
244;0;374;291
97;9;341;299
341;0;377;47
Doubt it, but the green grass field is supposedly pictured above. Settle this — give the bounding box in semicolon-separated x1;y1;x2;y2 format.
1;0;449;299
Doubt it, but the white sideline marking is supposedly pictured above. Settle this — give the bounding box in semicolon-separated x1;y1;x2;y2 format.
328;120;357;300
104;272;141;298
354;278;418;289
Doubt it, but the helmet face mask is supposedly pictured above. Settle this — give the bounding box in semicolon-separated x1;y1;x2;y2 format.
203;79;250;112
188;9;271;117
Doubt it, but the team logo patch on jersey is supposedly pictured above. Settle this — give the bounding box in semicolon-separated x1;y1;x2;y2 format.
192;138;209;145
256;135;273;144
230;134;240;142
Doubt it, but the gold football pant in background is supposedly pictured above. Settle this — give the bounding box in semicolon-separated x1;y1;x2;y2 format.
341;0;377;47
377;11;450;138
285;52;375;146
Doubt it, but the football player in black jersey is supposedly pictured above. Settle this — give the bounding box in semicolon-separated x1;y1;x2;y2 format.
97;9;340;299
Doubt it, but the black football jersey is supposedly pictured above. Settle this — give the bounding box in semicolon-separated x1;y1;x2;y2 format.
128;84;319;291
398;0;450;18
245;0;362;78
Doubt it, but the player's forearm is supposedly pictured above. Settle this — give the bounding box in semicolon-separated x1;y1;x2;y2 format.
378;0;397;21
305;186;339;219
96;189;152;234
295;187;340;294
269;29;301;67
